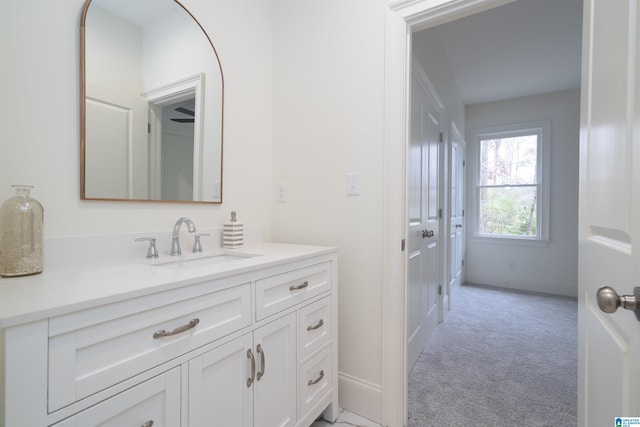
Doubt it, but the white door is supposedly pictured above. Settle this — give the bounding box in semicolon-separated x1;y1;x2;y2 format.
448;125;465;313
85;85;148;200
578;0;640;425
407;65;442;370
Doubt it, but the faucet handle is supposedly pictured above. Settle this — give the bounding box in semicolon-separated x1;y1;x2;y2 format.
135;237;159;259
192;233;210;253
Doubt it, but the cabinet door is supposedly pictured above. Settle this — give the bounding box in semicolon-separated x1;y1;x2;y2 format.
188;334;254;427
253;313;297;427
52;367;180;427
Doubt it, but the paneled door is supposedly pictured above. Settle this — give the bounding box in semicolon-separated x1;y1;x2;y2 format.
407;63;443;370
85;85;148;200
578;0;640;425
447;124;465;317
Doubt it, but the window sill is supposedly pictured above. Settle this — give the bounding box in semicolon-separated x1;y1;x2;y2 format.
468;235;550;248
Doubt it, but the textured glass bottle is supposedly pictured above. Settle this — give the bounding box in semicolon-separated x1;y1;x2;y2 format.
0;185;44;277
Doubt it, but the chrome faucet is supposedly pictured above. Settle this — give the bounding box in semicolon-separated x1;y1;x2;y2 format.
170;217;196;256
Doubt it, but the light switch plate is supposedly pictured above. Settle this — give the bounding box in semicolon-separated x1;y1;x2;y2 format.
276;183;288;202
213;181;221;199
347;173;360;196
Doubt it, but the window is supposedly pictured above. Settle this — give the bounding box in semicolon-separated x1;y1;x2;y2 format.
471;122;550;241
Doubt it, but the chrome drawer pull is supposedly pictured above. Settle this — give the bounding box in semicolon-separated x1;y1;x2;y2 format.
247;349;256;387
289;281;309;291
256;344;265;381
141;421;154;427
153;318;200;339
307;319;324;331
307;370;324;386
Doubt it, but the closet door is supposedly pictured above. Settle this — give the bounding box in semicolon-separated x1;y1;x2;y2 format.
407;65;443;370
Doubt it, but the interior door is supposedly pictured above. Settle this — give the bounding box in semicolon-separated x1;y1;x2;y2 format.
407;64;442;370
85;85;148;200
448;125;465;313
578;0;640;425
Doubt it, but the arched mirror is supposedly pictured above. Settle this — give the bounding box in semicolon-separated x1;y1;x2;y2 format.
80;0;224;203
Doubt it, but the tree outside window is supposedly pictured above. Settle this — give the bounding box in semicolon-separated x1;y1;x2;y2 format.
478;132;541;237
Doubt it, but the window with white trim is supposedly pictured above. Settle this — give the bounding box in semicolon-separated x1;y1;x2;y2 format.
470;121;550;241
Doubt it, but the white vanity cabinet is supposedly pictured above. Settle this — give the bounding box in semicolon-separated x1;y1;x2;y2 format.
0;244;338;427
189;313;297;427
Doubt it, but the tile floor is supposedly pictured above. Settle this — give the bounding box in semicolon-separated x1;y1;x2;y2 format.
311;408;381;427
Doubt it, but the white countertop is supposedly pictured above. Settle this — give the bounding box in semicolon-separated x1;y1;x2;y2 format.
0;243;336;328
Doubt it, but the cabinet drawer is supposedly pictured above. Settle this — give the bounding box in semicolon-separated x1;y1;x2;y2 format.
51;367;181;427
298;345;332;419
48;282;251;412
298;296;331;360
255;262;331;320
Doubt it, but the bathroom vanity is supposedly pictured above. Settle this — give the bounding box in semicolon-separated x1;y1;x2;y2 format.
0;243;337;427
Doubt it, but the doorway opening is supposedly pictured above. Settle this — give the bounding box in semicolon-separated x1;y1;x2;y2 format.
383;0;582;425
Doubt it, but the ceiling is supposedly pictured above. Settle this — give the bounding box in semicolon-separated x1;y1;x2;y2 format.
414;0;583;105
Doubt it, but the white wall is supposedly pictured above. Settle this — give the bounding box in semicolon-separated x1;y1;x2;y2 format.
412;28;465;134
465;89;580;297
85;6;147;199
0;0;273;241
271;1;387;421
0;0;426;423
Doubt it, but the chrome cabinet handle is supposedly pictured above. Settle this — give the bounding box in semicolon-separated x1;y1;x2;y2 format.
597;286;640;321
455;224;463;228
247;349;256;387
153;318;200;339
256;344;265;381
141;421;154;427
307;370;324;386
307;319;324;331
289;281;309;291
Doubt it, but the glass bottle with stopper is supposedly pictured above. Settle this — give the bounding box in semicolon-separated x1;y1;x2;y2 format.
0;185;44;277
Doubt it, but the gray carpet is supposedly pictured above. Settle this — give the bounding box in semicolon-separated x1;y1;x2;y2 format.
408;283;577;426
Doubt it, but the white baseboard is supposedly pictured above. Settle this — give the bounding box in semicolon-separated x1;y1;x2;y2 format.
464;273;578;298
338;372;382;424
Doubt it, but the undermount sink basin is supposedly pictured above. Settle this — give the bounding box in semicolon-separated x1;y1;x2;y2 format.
152;252;259;268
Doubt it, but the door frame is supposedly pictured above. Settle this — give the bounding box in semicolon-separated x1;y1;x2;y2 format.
444;120;466;317
381;1;515;425
143;73;204;201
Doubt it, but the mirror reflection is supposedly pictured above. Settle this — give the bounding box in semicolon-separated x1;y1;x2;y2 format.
81;0;224;203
